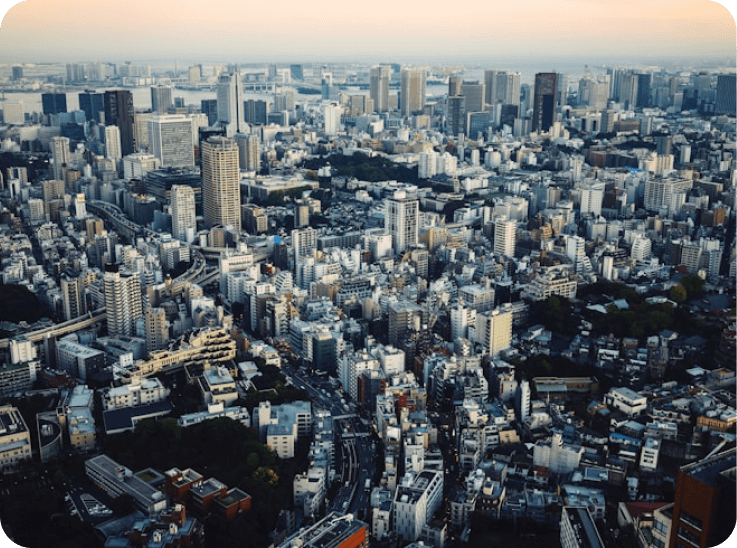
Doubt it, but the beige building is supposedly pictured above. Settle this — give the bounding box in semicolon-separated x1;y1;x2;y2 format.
202;136;241;231
0;405;32;471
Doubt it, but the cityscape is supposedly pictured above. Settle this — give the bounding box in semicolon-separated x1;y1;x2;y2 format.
0;2;735;548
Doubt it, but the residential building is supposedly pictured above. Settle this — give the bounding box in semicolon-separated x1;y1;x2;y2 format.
560;506;604;548
0;405;32;472
171;184;197;243
102;377;170;410
104;267;143;339
401;68;426;116
393;470;444;542
370;65;392;113
386;189;419;254
202;136;241;231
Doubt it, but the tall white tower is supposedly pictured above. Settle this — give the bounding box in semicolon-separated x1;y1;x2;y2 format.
385;189;419;254
148;114;194;168
370;65;391;113
104;125;122;163
104;269;143;339
400;68;426;116
170;184;196;243
202;136;241;231
493;217;517;258
51;136;70;181
216;72;244;136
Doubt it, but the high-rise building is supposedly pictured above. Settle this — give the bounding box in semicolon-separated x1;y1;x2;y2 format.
579;182;605;217
150;85;173;113
400;68;426;116
532;73;558;132
461;81;485;113
61;273;87;321
2;102;24;125
322;102;342;135
449;76;463;97
148;114;194;168
475;307;512;356
11;66;23;81
497;72;521;106
235;133;260;172
51;136;70;181
385;189;419;254
669;448;736;548
370;65;392;113
493;217;516;258
202;136;241;231
42;93;67;116
446;95;466;137
170;184;196;243
200;99;218;126
635;73;652;108
104;267;143;339
145;307;168;354
243;99;268;125
216;73;243;136
716;74;736;116
104;125;122;163
103;90;136;155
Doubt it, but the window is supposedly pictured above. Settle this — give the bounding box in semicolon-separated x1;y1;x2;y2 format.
680;510;703;531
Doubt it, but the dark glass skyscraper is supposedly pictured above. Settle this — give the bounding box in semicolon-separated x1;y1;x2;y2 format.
103;90;136;155
79;90;104;123
41;93;67;115
635;73;652;108
532;73;558;132
716;74;736;116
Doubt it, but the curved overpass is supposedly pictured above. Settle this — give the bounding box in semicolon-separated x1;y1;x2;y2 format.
0;309;107;350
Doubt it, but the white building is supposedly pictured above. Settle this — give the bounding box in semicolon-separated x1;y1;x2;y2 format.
122;153;160;180
393;469;444;542
322;102;342;135
0;405;32;471
102;377;170;410
493;217;517;258
475;307;512;356
533;432;583;474
386;189;419;254
639;437;660;472
170;184;197;244
104;125;122;163
605;387;647;416
148;114;194;168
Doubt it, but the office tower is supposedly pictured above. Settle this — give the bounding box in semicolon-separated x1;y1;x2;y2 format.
274;88;296;112
370;65;392;113
200;99;218;126
104;268;143;339
716;74;736;115
494;217;516;258
2;102;24;125
669;448;736;548
295;203;310;228
475;307;512;356
385;189;419;254
498;72;521;106
468;111;492;140
148;114;194;168
78;90;103;123
449;76;463;97
607;67;625;100
103;90;135;155
579;182;605;216
292;227;317;262
243;99;268;125
216;72;243;136
11;65;22;80
400;68;426;116
74;193;86;219
202;136;240;231
61;273;87;321
234;133;260;172
290;64;304;80
532;72;558;132
619;71;638;109
150;85;173;113
462;81;485;113
170;184;196;243
321;73;332;100
104;125;122;163
42;93;67;115
484;70;499;106
145;307;168;354
447;95;466;137
635;73;652;108
51;136;70;180
557;73;568;107
322;102;342;135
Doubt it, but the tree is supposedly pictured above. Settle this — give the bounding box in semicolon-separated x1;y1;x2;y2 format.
669;284;687;303
680;274;705;298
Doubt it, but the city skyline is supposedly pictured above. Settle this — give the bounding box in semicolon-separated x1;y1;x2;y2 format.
0;0;735;65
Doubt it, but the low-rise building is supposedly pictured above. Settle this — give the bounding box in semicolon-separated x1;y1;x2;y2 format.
605;387;647;416
102;376;171;410
0;405;32;472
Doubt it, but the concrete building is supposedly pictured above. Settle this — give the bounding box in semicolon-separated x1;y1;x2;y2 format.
171;184;197;243
149;114;195;168
370;65;392;113
386;189;419;254
393;470;444;542
0;405;32;472
400;68;426;116
102;377;170;410
202;136;241;231
104;268;143;339
560;506;604;548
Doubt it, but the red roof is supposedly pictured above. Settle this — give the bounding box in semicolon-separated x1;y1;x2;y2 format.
624;501;670;521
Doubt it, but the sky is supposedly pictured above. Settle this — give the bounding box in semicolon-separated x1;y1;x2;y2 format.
0;0;734;66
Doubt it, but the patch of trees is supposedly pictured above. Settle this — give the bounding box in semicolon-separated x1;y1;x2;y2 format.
104;416;309;548
0;282;54;324
301;152;419;184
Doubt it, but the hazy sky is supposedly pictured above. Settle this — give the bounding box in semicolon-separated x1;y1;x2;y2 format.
0;0;735;65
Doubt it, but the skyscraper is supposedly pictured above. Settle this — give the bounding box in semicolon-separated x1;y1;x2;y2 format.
494;217;517;258
61;273;86;321
202;136;241;231
145;307;168;354
635;73;652;108
385;189;419;254
400;68;426;116
716;74;736;116
103;125;122;164
461;81;485;113
148;114;194;168
170;184;196;243
104;268;143;339
322;102;342;135
235;133;260;172
370;65;392;113
446;95;466;137
79;90;104;123
51;136;70;181
216;73;243;136
103;90;136;155
532;73;558;132
41;93;67;116
150;85;173;113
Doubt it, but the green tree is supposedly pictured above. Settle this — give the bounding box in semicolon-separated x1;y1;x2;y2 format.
669;284;687;303
680;274;705;298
